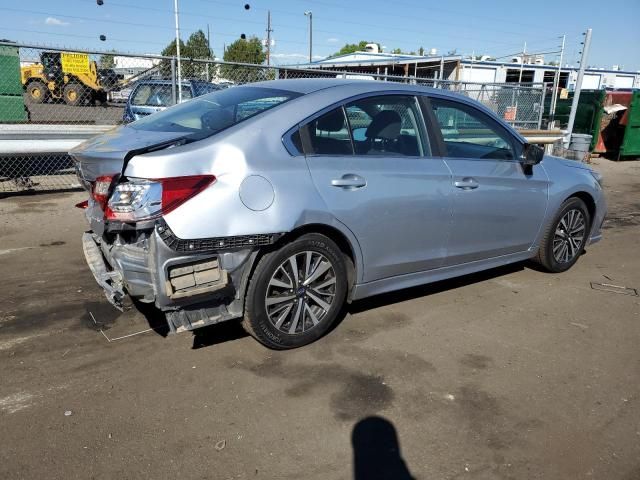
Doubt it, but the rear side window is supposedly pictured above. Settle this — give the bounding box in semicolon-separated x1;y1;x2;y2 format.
430;98;516;160
306;107;354;155
130;86;301;140
193;83;220;96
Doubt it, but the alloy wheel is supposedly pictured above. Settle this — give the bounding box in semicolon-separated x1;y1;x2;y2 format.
552;208;586;263
265;251;337;335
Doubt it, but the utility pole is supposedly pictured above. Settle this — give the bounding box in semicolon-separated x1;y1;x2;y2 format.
518;41;527;83
266;10;273;66
173;0;182;103
566;28;593;145
206;23;211;81
304;11;313;63
549;35;566;129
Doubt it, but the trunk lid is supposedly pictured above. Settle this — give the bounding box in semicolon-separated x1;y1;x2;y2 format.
70;125;188;187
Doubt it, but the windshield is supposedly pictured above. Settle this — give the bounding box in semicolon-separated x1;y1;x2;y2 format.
131;84;192;106
129;86;301;140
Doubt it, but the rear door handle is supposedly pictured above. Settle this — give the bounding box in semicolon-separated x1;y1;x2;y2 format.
454;177;479;190
331;174;366;189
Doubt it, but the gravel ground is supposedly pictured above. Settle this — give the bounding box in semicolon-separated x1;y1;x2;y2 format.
0;159;638;480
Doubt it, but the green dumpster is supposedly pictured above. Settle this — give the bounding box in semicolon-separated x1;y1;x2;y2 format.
620;90;640;158
544;89;605;151
0;44;28;122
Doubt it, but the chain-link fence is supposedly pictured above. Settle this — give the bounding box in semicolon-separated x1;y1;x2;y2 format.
1;42;546;193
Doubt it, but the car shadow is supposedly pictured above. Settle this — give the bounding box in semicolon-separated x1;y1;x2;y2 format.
330;261;526;332
191;321;248;349
138;260;531;347
352;416;415;480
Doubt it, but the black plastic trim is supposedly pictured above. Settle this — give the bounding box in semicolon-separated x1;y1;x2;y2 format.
156;220;282;253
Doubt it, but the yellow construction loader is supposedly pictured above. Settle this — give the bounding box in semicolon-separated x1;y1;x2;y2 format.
20;51;119;106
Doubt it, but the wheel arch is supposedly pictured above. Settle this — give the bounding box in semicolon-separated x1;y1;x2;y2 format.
567;191;596;222
245;222;362;304
280;223;360;300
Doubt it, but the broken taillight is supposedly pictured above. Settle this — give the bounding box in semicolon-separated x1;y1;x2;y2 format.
106;175;215;222
91;175;117;211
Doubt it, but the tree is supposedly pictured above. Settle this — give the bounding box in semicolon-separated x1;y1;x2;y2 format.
221;36;267;83
159;38;186;78
333;41;381;56
158;30;214;80
184;30;213;79
418;46;425;56
223;36;265;64
99;51;116;69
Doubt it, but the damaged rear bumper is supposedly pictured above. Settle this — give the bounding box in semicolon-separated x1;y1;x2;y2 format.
82;232;126;311
81;224;278;333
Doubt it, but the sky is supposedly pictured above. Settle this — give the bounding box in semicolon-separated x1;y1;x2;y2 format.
1;0;639;70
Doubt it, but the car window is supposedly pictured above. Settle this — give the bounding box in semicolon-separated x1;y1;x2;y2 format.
430;98;516;160
345;95;425;156
130;86;300;140
306;107;354;155
193;83;219;96
289;130;303;155
131;84;191;106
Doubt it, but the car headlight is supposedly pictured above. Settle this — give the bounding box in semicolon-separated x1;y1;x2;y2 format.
590;170;603;188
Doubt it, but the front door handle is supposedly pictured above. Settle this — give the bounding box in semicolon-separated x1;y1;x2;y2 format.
331;174;367;189
454;177;479;190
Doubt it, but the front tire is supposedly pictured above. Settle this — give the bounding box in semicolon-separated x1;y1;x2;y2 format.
26;81;48;104
63;82;85;106
242;234;347;349
536;197;591;273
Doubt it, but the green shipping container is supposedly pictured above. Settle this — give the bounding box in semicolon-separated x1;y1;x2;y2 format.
0;94;28;122
0;45;24;96
620;90;640;158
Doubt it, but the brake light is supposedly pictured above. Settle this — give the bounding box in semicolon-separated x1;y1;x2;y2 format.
161;175;216;215
91;175;116;211
106;175;215;222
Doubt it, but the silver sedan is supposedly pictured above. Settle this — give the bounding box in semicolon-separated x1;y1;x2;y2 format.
71;79;607;349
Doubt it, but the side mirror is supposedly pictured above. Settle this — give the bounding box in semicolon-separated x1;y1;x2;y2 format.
521;143;544;167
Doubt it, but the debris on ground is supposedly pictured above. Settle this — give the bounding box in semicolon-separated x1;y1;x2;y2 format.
215;440;226;451
590;282;638;296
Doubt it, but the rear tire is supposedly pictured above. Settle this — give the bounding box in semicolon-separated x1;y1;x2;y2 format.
242;234;347;349
63;82;85;106
535;197;591;273
26;81;48;104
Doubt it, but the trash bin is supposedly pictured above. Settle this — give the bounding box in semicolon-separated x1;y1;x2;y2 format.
566;133;592;161
620;90;640;159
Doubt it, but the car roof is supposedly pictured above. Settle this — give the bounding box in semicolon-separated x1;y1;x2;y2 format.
134;79;210;86
249;77;453;97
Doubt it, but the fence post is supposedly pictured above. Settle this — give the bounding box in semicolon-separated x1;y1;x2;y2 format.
171;57;177;105
537;84;547;130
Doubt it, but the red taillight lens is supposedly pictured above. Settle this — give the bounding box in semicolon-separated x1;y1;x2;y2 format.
91;175;116;211
160;175;216;215
105;175;215;222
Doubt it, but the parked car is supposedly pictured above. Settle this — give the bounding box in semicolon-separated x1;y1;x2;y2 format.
108;80;138;104
122;79;222;123
71;79;607;349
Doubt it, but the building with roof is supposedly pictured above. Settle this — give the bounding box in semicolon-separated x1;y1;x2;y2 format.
294;51;640;89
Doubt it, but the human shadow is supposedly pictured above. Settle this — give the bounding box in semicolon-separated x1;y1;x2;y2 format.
352;416;415;480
